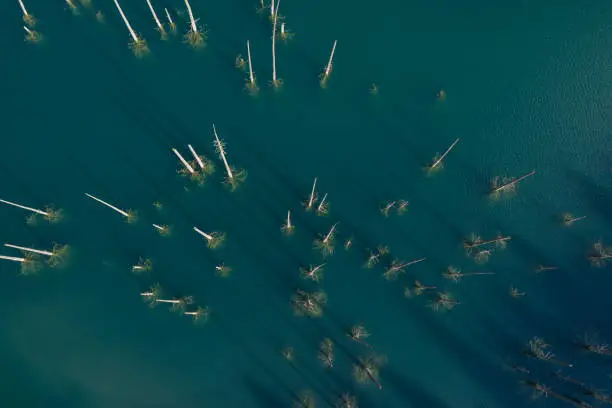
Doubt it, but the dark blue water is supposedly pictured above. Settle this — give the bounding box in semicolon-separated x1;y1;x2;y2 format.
1;0;612;407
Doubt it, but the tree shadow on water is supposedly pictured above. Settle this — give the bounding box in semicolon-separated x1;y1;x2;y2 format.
69;17;203;152
108;89;175;150
235;132;305;204
242;375;292;408
398;304;525;408
383;368;451;408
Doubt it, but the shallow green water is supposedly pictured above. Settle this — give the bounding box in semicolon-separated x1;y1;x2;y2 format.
1;0;612;407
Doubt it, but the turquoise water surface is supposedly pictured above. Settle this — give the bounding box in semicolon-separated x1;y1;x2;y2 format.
1;0;612;407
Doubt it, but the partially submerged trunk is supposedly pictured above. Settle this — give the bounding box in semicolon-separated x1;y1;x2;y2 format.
4;243;53;257
0;198;47;215
0;254;27;263
173;148;195;174
365;367;382;390
306;177;318;210
428;138;460;170
490;170;535;194
465;235;511;249
85;193;129;218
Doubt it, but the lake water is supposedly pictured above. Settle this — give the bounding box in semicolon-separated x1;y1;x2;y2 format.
1;0;612;407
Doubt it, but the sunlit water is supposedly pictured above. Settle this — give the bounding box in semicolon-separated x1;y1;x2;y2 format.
1;0;612;407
